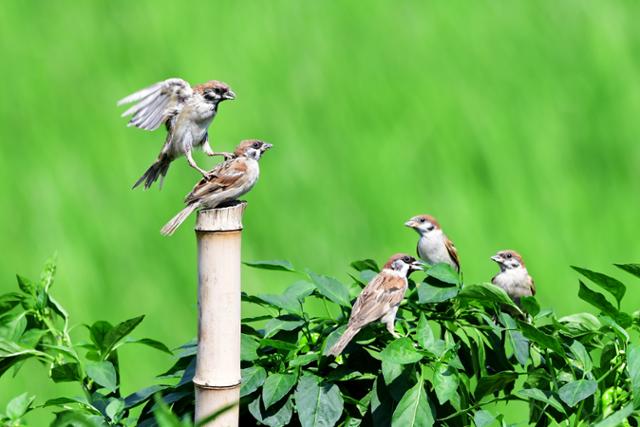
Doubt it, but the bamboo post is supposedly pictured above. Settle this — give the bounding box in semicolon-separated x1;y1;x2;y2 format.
193;201;246;427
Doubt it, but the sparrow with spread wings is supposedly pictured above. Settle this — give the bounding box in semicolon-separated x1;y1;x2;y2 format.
118;78;236;189
404;214;461;272
160;140;272;236
490;250;536;305
326;254;423;357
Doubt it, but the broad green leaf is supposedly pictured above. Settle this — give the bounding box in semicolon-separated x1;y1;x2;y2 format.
248;394;294;427
323;325;347;356
501;313;529;365
418;283;458;304
262;372;297;409
572;266;625;305
308;271;351;307
381;360;404;386
124;385;168;409
89;320;113;351
594;403;634;427
241;366;267;397
0;293;23;315
415;314;435;350
475;372;518;399
578;281;631;327
259;338;297;352
257;293;302;315
614;263;640;279
284;281;316;301
558;379;597;407
559;312;601;334
51;410;99;427
263;317;305;338
289;353;318;368
51;362;82;383
426;263;459;284
570;340;592;372
379;338;423;364
517;321;564;355
85;360;117;392
124;337;172;355
391;367;433;427
16;275;35;295
351;259;379;272
433;363;459;405
459;283;519;310
102;315;145;355
474;410;497;427
105;398;124;422
515;388;564;412
6;392;35;420
294;374;343;427
519;296;540;317
244;260;295;272
241;334;260;361
627;344;640;408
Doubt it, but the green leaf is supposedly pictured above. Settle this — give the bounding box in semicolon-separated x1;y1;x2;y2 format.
51;362;82;383
248;394;294;427
85;360;117;392
426;263;459;285
627;344;640;408
124;385;168;409
351;259;379;272
308;271;351;307
0;293;23;315
6;392;35;420
475;372;518;399
294;374;343;427
241;333;260;361
102;315;145;355
260;339;297;352
16;275;36;295
371;376;393;426
415;314;435;350
559;312;601;334
105;398;124;422
391;367;433;427
578;281;631;327
558;379;597;407
89;321;113;351
241;366;267;397
262;372;297;409
501;313;529;365
379;338;423;364
418;283;458;304
263;317;305;338
51;410;99;427
433;363;459;405
614;263;640;279
570;340;592;373
124;337;173;355
517;321;564;355
594;403;634;427
459;283;519;310
244;260;295;272
289;353;318;368
284;281;316;301
572;266;626;305
515;388;564;412
519;296;540;317
474;410;497;427
152;394;182;427
257;293;302;315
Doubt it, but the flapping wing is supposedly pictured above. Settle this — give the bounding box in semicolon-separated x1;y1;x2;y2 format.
348;274;406;329
444;236;460;271
118;78;193;131
184;159;248;204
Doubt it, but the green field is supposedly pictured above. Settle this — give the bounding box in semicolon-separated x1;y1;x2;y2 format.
1;1;639;423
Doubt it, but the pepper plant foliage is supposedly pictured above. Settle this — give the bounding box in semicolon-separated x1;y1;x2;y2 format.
1;258;640;426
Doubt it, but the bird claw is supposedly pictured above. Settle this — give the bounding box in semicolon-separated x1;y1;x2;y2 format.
206;151;234;161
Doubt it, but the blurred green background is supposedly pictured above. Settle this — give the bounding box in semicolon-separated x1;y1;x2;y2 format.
1;0;639;423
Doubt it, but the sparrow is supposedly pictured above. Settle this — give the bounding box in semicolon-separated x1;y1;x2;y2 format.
491;250;536;305
404;214;460;272
117;78;236;189
327;254;423;357
160;140;272;236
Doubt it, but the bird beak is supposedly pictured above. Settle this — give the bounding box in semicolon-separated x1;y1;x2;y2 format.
491;255;502;263
410;260;424;271
404;220;417;229
224;90;236;100
262;143;273;151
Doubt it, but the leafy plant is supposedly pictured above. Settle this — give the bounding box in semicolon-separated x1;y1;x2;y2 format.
2;257;640;426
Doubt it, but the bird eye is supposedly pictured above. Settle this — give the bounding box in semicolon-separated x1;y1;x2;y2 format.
402;256;411;263
252;142;261;149
419;218;426;223
506;253;512;259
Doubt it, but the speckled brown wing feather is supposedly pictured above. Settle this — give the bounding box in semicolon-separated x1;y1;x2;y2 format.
444;236;460;271
184;159;248;204
347;272;407;329
528;275;536;296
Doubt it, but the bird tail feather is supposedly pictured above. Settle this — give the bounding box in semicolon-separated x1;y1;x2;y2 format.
132;155;171;190
161;203;199;236
326;326;361;357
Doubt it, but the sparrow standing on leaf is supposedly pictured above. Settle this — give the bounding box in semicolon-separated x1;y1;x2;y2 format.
327;254;423;357
404;214;460;272
117;78;236;189
161;140;272;236
491;250;535;305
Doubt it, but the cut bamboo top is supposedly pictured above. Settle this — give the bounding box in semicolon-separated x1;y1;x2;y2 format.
195;201;247;232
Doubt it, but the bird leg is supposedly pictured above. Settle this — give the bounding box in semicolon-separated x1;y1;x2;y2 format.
381;306;400;338
202;139;234;160
185;149;210;178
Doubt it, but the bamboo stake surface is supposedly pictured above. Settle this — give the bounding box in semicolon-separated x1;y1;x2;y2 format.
193;201;246;427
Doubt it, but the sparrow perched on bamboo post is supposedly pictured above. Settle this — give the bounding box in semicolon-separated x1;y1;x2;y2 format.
117;78;236;189
161;140;272;236
404;214;460;272
491;250;535;305
327;254;423;357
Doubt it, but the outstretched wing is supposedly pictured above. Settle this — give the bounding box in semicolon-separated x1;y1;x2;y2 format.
348;274;406;329
184;159;248;204
118;78;193;131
